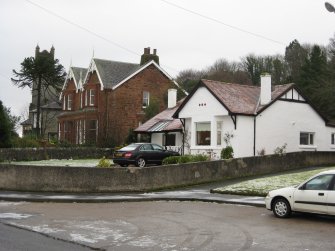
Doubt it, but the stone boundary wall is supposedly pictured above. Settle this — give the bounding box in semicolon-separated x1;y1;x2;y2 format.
0;147;112;161
0;151;335;193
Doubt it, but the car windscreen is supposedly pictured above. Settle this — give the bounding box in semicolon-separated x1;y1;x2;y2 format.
120;144;138;151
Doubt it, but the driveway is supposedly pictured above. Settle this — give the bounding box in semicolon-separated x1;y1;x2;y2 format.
0;201;334;250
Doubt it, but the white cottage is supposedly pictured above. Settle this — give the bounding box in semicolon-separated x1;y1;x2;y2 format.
173;74;335;158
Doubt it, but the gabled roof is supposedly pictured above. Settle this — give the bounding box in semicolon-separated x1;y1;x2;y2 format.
91;58;141;89
173;79;294;117
84;58;185;92
60;66;88;99
135;99;185;133
71;67;88;90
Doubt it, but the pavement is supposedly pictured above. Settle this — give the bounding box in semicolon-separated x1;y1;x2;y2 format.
0;183;265;207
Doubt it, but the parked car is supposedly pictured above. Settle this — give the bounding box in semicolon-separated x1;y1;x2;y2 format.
265;170;335;218
112;143;180;167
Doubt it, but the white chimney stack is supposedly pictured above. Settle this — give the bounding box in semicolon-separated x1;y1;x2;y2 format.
260;73;272;105
168;89;177;108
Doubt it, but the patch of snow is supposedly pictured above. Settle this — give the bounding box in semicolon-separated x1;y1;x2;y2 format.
70;233;98;243
0;213;33;219
0;202;27;207
127;235;157;247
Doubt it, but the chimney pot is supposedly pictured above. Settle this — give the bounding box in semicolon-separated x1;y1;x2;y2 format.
153;49;157;55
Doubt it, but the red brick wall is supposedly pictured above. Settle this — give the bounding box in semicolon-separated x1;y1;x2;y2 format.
59;65;177;146
106;64;176;145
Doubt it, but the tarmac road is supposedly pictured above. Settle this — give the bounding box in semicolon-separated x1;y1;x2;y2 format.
0;201;335;250
0;222;93;251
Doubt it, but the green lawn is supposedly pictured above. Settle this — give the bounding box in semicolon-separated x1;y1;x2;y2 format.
212;167;335;196
11;159;113;168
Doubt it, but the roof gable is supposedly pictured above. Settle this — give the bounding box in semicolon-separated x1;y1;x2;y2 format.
60;66;87;100
173;79;295;118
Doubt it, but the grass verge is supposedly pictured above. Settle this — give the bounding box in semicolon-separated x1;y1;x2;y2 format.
212;166;335;196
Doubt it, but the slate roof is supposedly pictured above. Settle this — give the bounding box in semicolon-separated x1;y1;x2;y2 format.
21;118;32;126
202;79;294;115
93;58;141;89
174;79;294;117
71;67;87;86
41;101;62;110
135;99;185;133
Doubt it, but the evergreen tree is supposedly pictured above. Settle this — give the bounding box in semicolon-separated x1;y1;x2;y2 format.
11;52;65;137
0;101;12;148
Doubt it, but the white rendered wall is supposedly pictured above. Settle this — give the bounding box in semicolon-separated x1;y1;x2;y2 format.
178;86;255;158
256;99;335;155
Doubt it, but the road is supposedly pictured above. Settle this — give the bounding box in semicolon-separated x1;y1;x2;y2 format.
0;222;92;251
0;201;335;250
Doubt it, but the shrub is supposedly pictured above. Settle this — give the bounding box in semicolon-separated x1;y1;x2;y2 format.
97;156;112;168
11;136;40;148
274;143;287;155
162;154;208;165
221;146;234;159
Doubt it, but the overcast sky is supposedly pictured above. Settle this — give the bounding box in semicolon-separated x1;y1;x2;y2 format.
1;0;334;119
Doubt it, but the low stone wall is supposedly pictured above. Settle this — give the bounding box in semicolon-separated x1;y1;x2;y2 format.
0;147;111;161
0;151;335;193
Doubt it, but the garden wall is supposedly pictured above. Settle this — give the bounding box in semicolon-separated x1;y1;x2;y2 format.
0;147;111;161
0;151;335;193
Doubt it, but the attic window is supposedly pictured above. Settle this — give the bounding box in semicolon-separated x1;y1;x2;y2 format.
143;91;150;108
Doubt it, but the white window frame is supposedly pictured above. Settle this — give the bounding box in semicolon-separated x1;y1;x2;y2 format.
89;89;95;106
143;91;150;108
85;90;88;106
80;92;83;109
195;122;211;146
63;96;66;110
67;94;72;111
216;121;223;146
300;132;315;146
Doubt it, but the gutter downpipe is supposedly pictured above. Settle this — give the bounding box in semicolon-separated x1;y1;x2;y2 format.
253;115;256;156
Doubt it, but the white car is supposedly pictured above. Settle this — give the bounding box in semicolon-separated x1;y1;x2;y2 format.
265;170;335;218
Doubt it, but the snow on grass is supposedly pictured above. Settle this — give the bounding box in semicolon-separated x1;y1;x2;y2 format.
213;167;335;196
11;159;111;167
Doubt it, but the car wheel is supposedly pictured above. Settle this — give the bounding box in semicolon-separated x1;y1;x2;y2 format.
136;158;146;167
272;198;291;218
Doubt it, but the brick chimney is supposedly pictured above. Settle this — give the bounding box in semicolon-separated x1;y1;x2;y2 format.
140;47;159;65
260;73;272;105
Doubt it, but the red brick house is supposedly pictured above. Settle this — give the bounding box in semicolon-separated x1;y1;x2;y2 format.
58;48;182;146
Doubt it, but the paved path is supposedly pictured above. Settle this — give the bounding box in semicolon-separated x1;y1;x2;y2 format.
0;186;265;207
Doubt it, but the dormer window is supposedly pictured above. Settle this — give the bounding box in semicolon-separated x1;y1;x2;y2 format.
89;89;95;106
143;91;149;108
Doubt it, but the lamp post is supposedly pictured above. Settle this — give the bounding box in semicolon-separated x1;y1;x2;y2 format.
325;2;335;13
